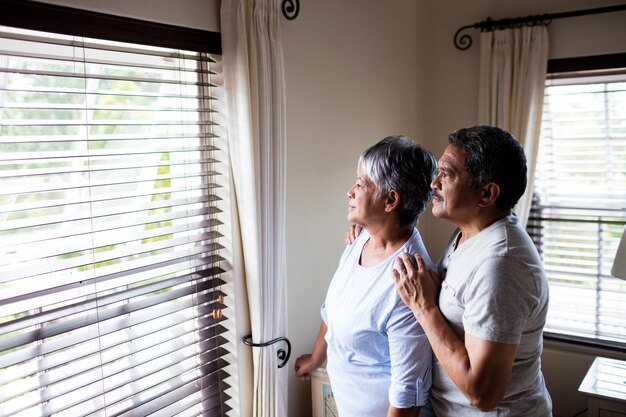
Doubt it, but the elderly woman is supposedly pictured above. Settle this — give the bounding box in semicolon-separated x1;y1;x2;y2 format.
294;136;437;417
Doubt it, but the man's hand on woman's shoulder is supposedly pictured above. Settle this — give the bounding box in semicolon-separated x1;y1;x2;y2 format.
345;224;362;245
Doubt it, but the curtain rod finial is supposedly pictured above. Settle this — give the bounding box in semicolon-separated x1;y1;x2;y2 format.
282;0;300;20
453;24;476;51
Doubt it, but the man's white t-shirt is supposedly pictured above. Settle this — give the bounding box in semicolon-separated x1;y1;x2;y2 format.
432;214;553;417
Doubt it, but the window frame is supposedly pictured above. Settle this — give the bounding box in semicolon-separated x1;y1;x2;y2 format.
0;0;221;54
533;53;626;353
0;2;234;416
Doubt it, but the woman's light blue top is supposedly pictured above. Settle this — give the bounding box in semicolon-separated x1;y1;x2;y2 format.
321;228;435;417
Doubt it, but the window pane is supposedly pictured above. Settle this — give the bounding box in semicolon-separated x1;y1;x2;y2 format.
0;26;233;417
528;71;626;347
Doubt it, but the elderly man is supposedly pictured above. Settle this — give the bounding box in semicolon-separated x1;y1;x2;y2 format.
393;125;552;416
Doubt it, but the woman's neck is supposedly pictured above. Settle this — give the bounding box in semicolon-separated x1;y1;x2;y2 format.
360;225;413;267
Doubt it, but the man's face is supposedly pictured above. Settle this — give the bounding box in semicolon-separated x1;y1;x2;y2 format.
431;144;483;225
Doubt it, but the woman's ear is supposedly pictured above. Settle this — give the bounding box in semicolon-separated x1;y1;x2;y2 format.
478;182;500;207
385;190;401;212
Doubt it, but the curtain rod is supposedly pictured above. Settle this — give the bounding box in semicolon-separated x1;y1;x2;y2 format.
454;4;626;51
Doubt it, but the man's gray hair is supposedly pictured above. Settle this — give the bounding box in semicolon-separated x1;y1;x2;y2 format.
448;125;527;211
358;136;437;228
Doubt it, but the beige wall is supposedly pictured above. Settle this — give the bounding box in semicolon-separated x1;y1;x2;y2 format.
282;1;430;415
284;1;626;417
34;0;220;31
416;5;626;415
16;1;626;416
419;0;626;260
416;5;626;414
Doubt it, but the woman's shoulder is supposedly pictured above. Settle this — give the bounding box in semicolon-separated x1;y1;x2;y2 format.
405;228;435;269
337;227;370;263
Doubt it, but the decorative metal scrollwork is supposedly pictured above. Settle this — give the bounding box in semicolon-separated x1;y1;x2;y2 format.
452;4;626;51
243;335;292;368
282;0;300;20
453;24;476;51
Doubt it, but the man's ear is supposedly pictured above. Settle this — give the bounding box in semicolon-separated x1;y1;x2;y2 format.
478;182;500;207
385;189;401;212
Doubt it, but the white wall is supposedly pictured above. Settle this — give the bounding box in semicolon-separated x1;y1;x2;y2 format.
283;1;626;417
19;1;626;416
282;1;429;415
412;2;626;417
34;0;220;31
419;0;626;260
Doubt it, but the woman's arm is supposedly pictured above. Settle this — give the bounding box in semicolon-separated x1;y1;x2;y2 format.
386;290;432;414
388;405;420;417
294;321;328;380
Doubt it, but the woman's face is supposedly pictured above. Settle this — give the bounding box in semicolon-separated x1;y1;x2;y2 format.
346;171;387;227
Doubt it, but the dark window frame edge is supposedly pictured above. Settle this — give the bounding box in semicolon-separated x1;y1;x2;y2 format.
540;55;626;353
543;333;626;359
0;0;221;54
547;52;626;73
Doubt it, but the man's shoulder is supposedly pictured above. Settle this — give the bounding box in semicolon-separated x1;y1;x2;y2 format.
478;216;539;258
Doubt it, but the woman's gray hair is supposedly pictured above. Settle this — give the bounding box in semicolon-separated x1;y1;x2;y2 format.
358;136;437;228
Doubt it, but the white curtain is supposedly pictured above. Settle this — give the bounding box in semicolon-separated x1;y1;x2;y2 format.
221;1;288;417
478;26;549;226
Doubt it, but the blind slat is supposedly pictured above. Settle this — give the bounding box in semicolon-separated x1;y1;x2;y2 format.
0;17;232;417
1;330;228;406
0;204;220;237
0;188;221;216
528;71;626;348
0;272;226;337
0;288;228;368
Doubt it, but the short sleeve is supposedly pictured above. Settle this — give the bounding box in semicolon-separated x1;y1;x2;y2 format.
320;231;369;327
386;298;432;408
462;256;536;345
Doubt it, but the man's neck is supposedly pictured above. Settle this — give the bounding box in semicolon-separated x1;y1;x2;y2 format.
456;210;511;246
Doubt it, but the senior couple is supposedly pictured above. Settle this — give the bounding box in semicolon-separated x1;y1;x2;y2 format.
294;126;553;417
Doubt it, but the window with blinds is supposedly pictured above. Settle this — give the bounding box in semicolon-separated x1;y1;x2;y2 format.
0;21;233;417
527;69;626;348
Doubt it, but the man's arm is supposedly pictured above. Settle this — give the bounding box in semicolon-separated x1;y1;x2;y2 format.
418;305;516;410
393;253;517;411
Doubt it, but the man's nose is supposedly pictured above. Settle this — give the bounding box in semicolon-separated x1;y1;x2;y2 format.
431;173;441;189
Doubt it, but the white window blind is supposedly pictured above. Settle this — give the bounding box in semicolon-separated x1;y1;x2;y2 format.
527;71;626;348
0;22;233;417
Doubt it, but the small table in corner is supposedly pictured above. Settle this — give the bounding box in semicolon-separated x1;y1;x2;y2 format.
578;356;626;417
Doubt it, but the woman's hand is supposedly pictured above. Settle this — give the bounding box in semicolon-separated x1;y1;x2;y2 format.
294;353;321;380
345;224;363;245
295;322;328;380
392;253;441;322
